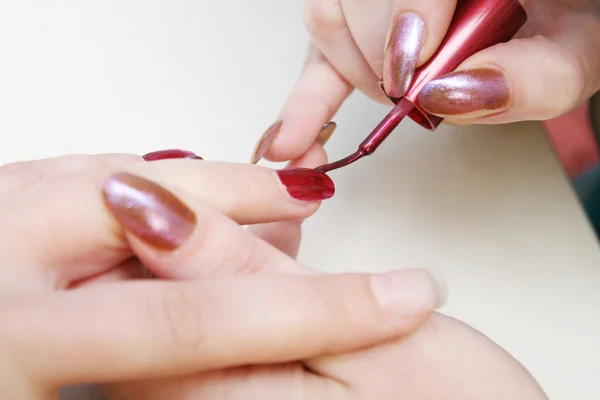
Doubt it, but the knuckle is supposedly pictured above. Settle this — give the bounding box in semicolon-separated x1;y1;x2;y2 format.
303;0;346;38
152;286;208;353
0;161;45;196
549;46;588;116
98;153;145;166
235;167;265;209
0;161;40;180
198;224;258;276
314;276;378;326
313;94;339;122
228;234;264;275
0;161;28;175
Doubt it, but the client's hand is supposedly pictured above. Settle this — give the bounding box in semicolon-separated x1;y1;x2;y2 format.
111;314;548;400
100;153;548;400
0;151;441;399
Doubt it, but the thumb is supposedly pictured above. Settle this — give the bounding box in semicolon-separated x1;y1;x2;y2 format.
418;11;600;124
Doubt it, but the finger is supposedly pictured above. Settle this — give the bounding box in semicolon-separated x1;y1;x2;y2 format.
0;149;202;198
303;0;385;102
2;160;333;284
4;269;442;385
380;0;457;97
339;0;393;78
0;153;143;197
340;0;456;98
249;221;304;260
418;11;600;124
125;160;334;222
253;44;352;163
103;173;311;279
115;312;542;400
250;139;328;258
102;363;342;400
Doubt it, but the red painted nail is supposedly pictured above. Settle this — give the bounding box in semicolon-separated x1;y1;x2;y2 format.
143;149;203;161
276;168;335;201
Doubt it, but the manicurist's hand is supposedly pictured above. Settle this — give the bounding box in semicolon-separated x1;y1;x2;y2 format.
249;0;600;164
0;150;442;399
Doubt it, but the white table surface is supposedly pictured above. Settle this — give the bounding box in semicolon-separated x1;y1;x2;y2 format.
1;1;598;399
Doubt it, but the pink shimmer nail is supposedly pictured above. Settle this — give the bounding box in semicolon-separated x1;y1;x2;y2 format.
251;120;283;164
419;68;511;117
383;12;426;99
102;172;197;250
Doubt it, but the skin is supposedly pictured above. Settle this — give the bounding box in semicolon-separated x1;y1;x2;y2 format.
0;147;546;400
103;314;547;400
101;153;548;400
0;149;444;399
260;0;600;163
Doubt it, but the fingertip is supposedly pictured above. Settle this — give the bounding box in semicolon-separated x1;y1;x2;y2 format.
370;269;446;319
259;48;352;162
263;112;326;162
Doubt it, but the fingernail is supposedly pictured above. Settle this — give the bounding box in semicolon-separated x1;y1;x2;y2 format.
418;68;511;117
251;120;283;164
371;269;447;314
102;172;197;250
143;149;203;161
275;168;335;201
383;12;425;99
317;121;337;146
378;80;397;104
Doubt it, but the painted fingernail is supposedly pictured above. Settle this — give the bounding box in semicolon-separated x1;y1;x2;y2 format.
251;120;283;164
102;172;196;250
317;122;337;146
371;269;447;315
276;168;335;201
383;12;425;99
143;149;203;161
419;68;511;117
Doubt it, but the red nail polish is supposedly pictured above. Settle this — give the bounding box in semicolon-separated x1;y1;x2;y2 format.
143;149;203;161
276;168;335;201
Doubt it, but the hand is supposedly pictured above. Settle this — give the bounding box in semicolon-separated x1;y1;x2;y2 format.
0;151;441;399
250;0;600;164
99;153;547;400
107;314;549;400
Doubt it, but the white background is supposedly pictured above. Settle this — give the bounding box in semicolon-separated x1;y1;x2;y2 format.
0;1;598;399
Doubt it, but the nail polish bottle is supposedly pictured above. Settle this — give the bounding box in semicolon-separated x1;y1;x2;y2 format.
316;0;527;173
384;0;527;131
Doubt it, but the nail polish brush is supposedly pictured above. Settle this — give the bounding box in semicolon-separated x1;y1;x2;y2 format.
315;0;527;174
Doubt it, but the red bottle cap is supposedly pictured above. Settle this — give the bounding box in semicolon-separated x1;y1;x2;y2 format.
380;0;527;130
